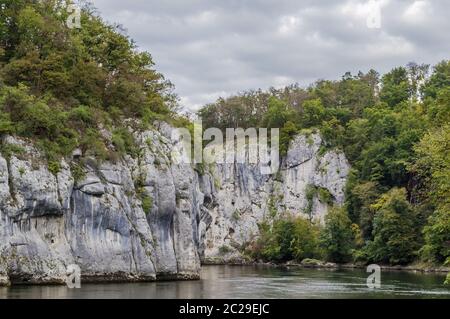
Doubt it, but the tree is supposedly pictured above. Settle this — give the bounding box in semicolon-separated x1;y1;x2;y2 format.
337;71;378;116
422;60;450;99
346;180;380;239
279;121;298;155
412;125;450;263
263;97;294;129
292;217;322;261
406;62;429;102
366;188;420;265
424;87;450;126
300;98;327;128
320;207;355;263
380;67;410;108
253;215;321;263
421;209;450;264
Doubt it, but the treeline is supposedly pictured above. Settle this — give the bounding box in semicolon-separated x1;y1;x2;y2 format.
199;62;450;266
0;0;187;168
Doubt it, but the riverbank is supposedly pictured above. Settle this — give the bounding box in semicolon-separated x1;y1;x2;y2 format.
202;257;450;274
0;272;201;287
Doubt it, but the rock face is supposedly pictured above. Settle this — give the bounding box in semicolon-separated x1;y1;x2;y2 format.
0;125;349;285
199;134;350;263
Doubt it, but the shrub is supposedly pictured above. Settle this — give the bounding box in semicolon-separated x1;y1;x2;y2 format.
219;245;233;255
0;112;14;134
141;194;153;215
320;207;355;263
0;143;25;159
48;161;61;176
70;162;86;182
18;167;26;176
292;217;322;261
420;208;450;263
112;128;138;157
364;188;420;265
252;215;321;263
69;105;95;126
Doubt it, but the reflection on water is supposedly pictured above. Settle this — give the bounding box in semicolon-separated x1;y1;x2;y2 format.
0;265;449;299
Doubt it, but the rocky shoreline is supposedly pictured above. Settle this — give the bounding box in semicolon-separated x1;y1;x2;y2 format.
202;257;450;274
0;272;201;287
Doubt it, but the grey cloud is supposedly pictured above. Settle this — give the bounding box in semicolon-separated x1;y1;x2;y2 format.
90;0;450;111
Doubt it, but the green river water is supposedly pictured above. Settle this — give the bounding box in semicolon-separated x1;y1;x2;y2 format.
1;265;449;299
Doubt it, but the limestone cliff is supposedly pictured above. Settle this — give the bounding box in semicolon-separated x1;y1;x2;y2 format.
0;124;349;285
199;133;350;263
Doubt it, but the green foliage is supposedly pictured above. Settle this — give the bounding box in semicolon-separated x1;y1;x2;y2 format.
305;185;316;219
263;97;293;129
412;125;450;209
412;125;450;263
18;167;25;176
300;99;327;127
364;188;420;265
380;67;410;107
267;195;278;219
219;245;233;255
70;162;86;182
251;215;322;263
141;193;153;215
78;128;108;160
0;142;25;159
291;217;322;261
422;60;450;99
112;128;139;157
420;208;450;264
320;118;345;149
319;207;355;263
304;185;334;220
317;188;333;205
0;0;178;163
47;161;60;176
346;177;380;238
279;121;298;155
0;112;13;134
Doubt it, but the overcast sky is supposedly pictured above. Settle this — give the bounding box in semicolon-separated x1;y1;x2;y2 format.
90;0;450;112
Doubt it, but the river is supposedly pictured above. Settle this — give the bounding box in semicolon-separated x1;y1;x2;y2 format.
1;265;449;299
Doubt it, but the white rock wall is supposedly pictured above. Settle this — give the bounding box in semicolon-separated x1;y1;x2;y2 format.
0;126;350;284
